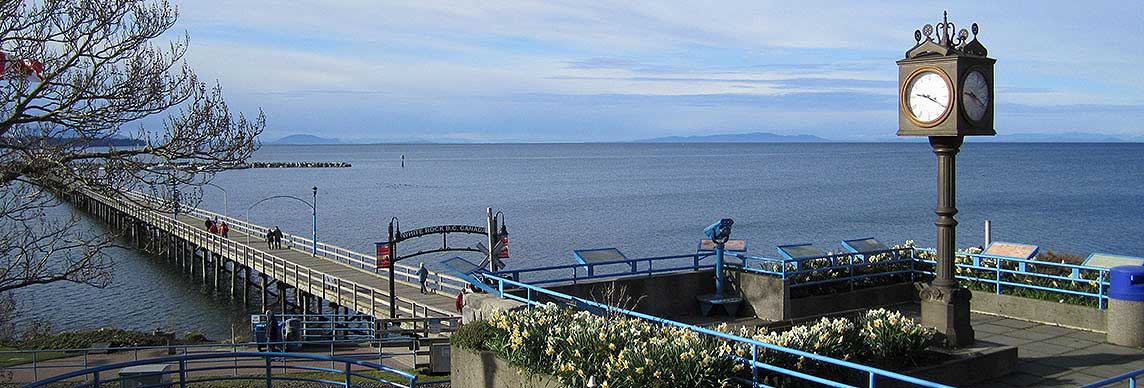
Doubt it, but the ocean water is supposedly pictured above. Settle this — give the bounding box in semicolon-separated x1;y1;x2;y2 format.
12;142;1144;339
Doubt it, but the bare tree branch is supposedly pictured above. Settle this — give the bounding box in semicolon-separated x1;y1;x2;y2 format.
0;0;264;300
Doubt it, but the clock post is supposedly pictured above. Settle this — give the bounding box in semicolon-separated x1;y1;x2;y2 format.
897;12;995;347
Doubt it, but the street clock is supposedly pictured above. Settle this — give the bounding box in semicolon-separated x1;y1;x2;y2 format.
898;12;996;137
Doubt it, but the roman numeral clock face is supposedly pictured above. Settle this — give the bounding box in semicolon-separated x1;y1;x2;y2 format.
903;68;953;127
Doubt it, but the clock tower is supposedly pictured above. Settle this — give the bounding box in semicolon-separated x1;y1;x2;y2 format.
897;12;996;347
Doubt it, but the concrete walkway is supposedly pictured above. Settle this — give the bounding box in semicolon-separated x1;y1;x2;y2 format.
967;312;1143;387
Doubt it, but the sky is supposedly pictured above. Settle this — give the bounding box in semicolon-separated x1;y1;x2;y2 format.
172;1;1144;142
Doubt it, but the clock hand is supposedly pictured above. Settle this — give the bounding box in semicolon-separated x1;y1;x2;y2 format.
916;93;944;106
964;91;987;108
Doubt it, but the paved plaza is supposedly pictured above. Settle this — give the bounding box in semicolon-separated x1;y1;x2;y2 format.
964;312;1143;387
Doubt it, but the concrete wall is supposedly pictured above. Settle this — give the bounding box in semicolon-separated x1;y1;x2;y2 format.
544;271;716;318
790;283;918;319
451;348;561;388
969;290;1107;332
728;269;789;321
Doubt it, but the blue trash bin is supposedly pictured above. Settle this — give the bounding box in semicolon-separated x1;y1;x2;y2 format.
252;323;268;350
1107;265;1144;347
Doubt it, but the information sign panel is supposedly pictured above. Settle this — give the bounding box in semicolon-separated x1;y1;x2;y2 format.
777;244;825;260
983;242;1039;260
1083;253;1144;270
698;239;748;252
573;248;628;265
841;238;889;254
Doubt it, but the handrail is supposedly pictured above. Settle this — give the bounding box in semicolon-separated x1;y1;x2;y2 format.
914;248;1111;309
87;189;456;318
126;190;469;296
480;272;954;388
1079;366;1144;388
491;252;715;284
21;352;419;388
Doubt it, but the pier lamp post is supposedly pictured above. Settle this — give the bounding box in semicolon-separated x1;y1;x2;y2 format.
246;188;320;256
896;12;995;346
203;182;229;220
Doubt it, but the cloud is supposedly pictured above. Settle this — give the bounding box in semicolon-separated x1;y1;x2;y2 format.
166;0;1144;140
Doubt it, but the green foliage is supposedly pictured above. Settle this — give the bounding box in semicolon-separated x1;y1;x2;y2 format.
450;319;495;352
19;328;197;350
737;308;939;383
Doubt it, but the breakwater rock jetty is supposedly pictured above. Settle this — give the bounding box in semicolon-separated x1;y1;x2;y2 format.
149;161;351;171
243;161;351;169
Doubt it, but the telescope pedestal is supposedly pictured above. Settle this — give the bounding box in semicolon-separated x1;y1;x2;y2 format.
697;293;743;317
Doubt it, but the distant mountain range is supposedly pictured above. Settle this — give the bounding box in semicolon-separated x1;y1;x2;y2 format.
264;131;1144;145
637;132;830;143
266;134;343;145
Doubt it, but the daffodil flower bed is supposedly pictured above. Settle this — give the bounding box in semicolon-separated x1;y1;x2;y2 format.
451;305;940;388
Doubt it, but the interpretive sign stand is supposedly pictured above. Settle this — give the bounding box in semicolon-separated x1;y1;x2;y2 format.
778;243;826;270
573;248;630;276
697;239;748;253
842;238;892;263
982;242;1039;271
1083;253;1144;270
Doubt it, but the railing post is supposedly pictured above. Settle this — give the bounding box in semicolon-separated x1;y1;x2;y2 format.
180;359;188;388
265;356;273;388
1099;270;1107;310
344;361;353;387
995;258;1002;295
93;371;101;388
751;345;758;384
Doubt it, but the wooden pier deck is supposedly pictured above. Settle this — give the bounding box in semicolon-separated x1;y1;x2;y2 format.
71;188;464;320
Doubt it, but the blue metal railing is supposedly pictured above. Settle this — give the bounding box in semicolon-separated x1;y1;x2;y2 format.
480;272;953;388
1080;367;1144;388
0;338;424;384
491;252;715;285
913;248;1111;309
729;248;916;288
21;352;422;388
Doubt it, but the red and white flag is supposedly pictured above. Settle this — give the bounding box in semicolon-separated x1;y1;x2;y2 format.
0;51;45;81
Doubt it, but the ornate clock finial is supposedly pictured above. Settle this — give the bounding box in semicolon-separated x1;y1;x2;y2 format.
938;11;954;47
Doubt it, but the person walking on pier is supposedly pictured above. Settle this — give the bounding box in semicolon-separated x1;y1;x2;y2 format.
417;262;429;294
265;227;274;249
208;222;219;235
219;221;229;238
204;218;214;231
272;226;283;249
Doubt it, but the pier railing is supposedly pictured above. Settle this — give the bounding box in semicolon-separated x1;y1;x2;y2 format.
125;191;471;296
20;352;423;388
479;272;954;388
94;190;455;318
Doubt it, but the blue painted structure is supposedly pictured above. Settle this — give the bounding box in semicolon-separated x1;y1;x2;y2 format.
22;352;422;388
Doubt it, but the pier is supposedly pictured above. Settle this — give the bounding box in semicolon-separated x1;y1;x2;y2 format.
60;186;464;325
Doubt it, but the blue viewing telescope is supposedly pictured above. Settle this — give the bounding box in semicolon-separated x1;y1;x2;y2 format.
705;218;734;244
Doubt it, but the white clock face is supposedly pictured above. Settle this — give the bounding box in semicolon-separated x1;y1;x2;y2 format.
905;70;952;125
961;70;989;122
